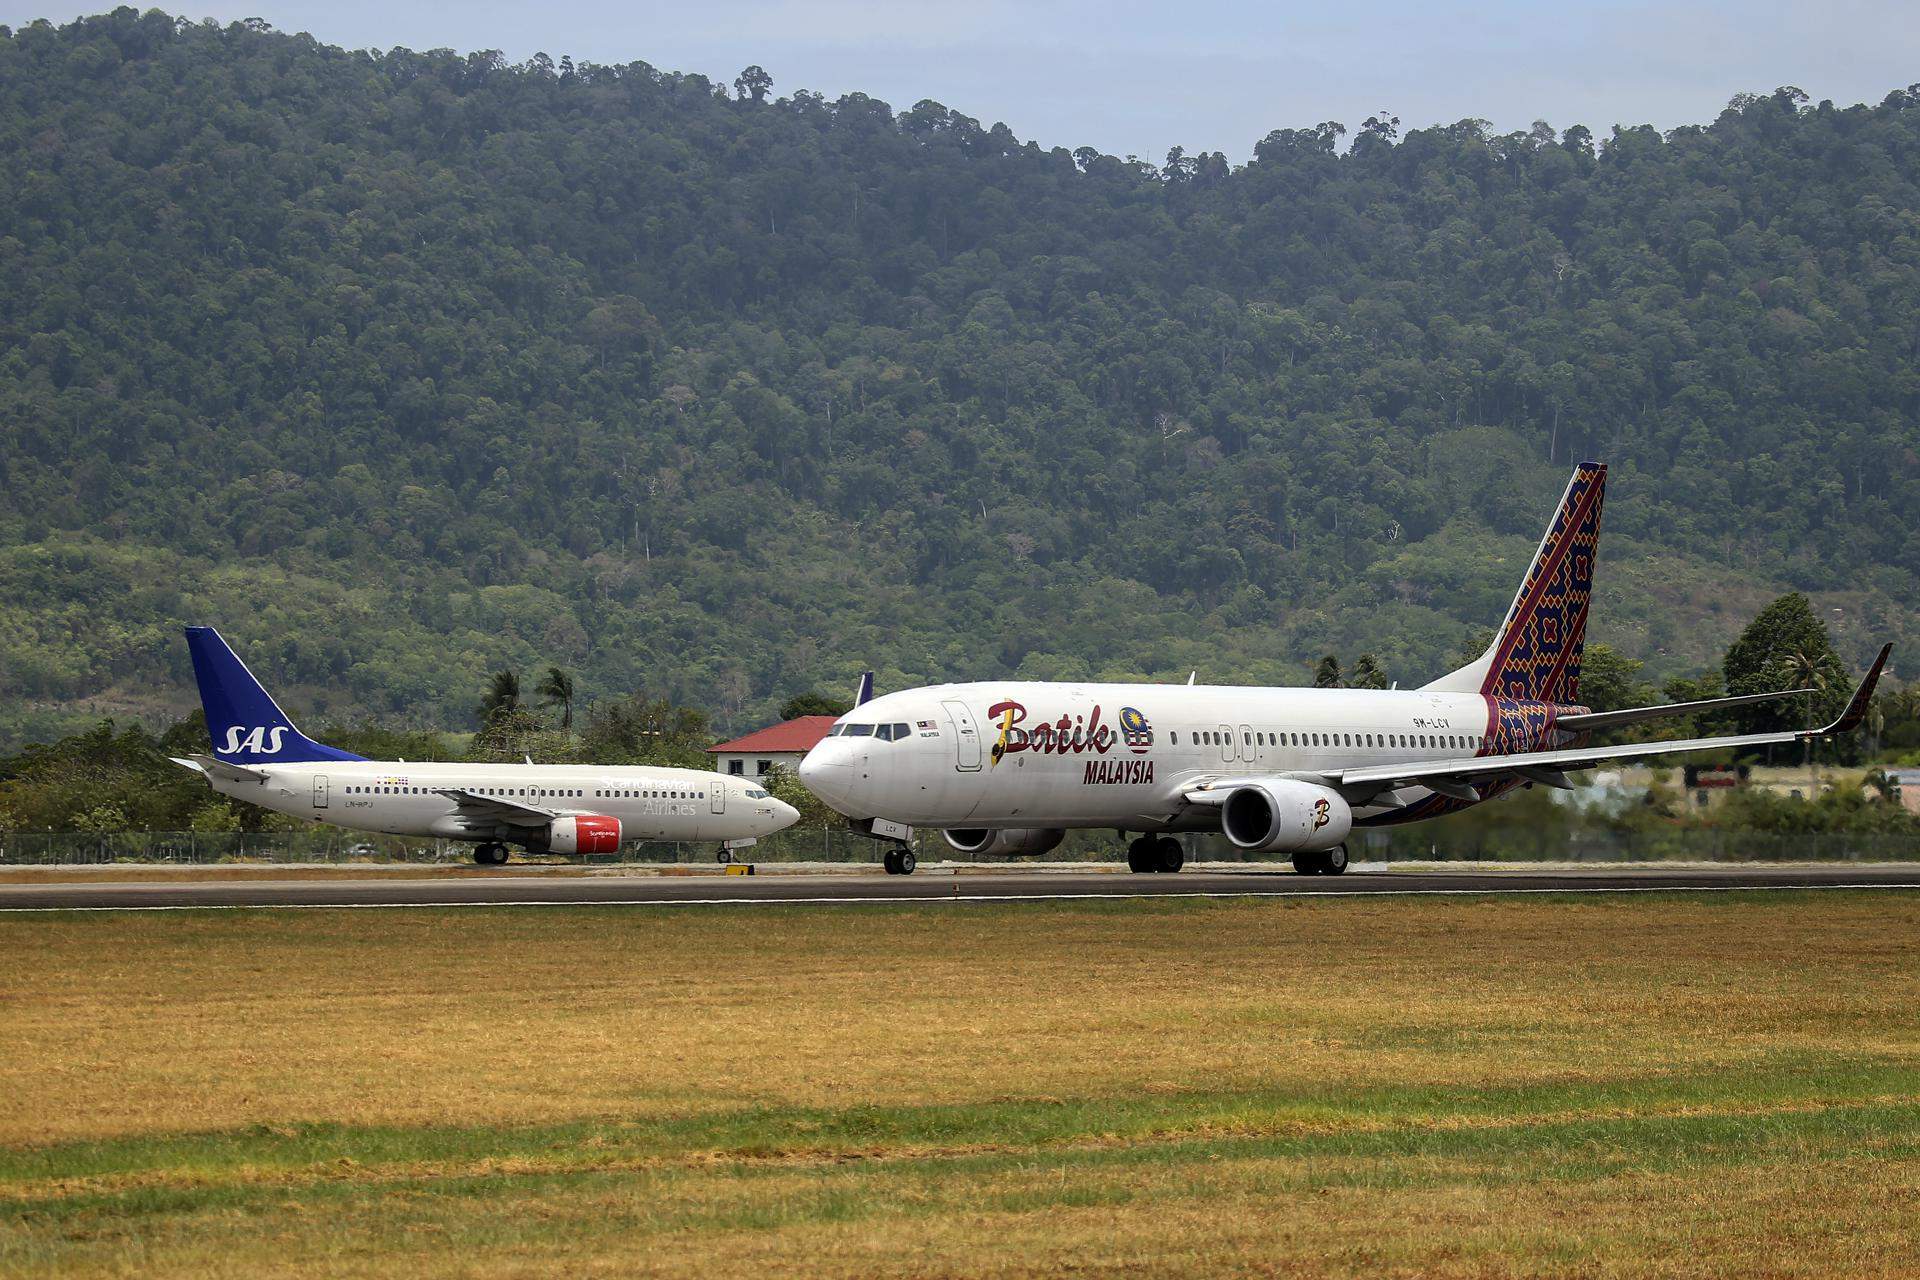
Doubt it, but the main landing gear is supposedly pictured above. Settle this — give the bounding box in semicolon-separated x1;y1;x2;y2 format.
1126;835;1185;873
471;842;510;866
1292;845;1349;876
882;847;918;876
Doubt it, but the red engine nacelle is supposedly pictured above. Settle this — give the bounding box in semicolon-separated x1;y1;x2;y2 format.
549;814;622;855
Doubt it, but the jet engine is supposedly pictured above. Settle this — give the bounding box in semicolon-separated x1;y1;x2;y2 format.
1220;781;1352;853
547;814;623;855
942;827;1066;857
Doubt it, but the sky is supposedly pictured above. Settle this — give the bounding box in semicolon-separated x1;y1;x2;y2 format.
5;1;1918;161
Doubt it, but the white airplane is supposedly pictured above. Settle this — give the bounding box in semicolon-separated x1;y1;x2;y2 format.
800;462;1889;875
171;627;798;863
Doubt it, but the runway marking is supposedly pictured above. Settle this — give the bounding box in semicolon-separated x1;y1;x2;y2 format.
2;881;1919;913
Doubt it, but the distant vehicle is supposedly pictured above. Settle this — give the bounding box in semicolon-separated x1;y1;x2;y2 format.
801;462;1888;875
171;627;798;864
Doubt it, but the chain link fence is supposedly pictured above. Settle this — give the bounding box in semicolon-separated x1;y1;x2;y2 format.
2;826;1917;866
0;827;895;866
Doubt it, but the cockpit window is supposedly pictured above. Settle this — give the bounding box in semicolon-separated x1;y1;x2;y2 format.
893;722;910;739
843;723;875;737
745;788;768;798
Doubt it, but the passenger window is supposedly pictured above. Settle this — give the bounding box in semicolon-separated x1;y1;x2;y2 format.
1171;732;1178;745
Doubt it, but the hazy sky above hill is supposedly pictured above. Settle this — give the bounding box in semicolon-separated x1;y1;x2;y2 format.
7;1;1919;160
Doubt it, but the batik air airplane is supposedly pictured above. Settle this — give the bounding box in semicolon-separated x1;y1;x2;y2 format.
171;627;798;863
800;462;1889;875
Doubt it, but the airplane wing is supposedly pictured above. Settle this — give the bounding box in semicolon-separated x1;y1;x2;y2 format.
1554;687;1812;734
1330;644;1888;801
1180;646;1888;808
171;754;271;784
433;789;556;827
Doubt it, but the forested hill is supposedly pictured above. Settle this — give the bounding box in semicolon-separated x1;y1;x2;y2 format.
3;9;1919;747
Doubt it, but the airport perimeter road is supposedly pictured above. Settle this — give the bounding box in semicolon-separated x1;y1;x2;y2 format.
3;865;1919;911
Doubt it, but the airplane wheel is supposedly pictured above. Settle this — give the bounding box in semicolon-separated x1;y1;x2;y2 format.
471;845;490;865
896;849;917;875
717;848;733;865
1154;836;1184;873
1324;845;1349;875
883;849;901;875
490;845;511;866
1292;851;1324;875
1126;836;1155;873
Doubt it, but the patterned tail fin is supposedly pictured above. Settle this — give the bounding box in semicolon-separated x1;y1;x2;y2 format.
1421;462;1607;704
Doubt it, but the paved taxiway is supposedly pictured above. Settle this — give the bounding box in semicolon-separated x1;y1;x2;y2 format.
2;865;1917;911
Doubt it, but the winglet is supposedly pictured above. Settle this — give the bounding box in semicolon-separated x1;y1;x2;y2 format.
1816;643;1891;736
854;671;875;707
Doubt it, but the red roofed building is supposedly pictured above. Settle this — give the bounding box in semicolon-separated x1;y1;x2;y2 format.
707;716;838;781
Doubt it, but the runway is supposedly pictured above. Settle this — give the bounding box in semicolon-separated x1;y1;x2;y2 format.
2;864;1918;911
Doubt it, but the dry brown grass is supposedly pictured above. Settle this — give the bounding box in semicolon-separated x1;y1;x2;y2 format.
2;894;1916;1144
1;892;1916;1276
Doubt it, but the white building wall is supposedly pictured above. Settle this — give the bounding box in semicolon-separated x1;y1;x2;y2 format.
715;751;808;782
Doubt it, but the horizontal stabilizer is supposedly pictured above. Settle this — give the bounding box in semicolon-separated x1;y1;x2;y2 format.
171;754;271;784
1556;687;1813;733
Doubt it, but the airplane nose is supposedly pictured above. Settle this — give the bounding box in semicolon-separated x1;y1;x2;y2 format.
768;797;800;831
798;741;859;815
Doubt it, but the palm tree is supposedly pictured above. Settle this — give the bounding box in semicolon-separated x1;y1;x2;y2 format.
477;669;521;726
537;666;576;732
1772;648;1832;792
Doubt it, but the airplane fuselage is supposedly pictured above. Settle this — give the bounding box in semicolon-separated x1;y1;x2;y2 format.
799;681;1580;831
201;760;793;845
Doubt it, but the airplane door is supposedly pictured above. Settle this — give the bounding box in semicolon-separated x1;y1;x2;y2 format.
1238;723;1256;762
312;775;329;809
711;782;725;815
944;700;982;771
1217;724;1234;764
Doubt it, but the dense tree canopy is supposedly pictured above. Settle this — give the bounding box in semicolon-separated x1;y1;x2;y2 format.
1;10;1916;748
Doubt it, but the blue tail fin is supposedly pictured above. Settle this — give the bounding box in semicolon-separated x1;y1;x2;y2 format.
184;627;365;764
854;670;875;707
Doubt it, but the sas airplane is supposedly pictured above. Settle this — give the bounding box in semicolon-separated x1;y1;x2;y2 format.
171;627;798;863
800;462;1889;876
